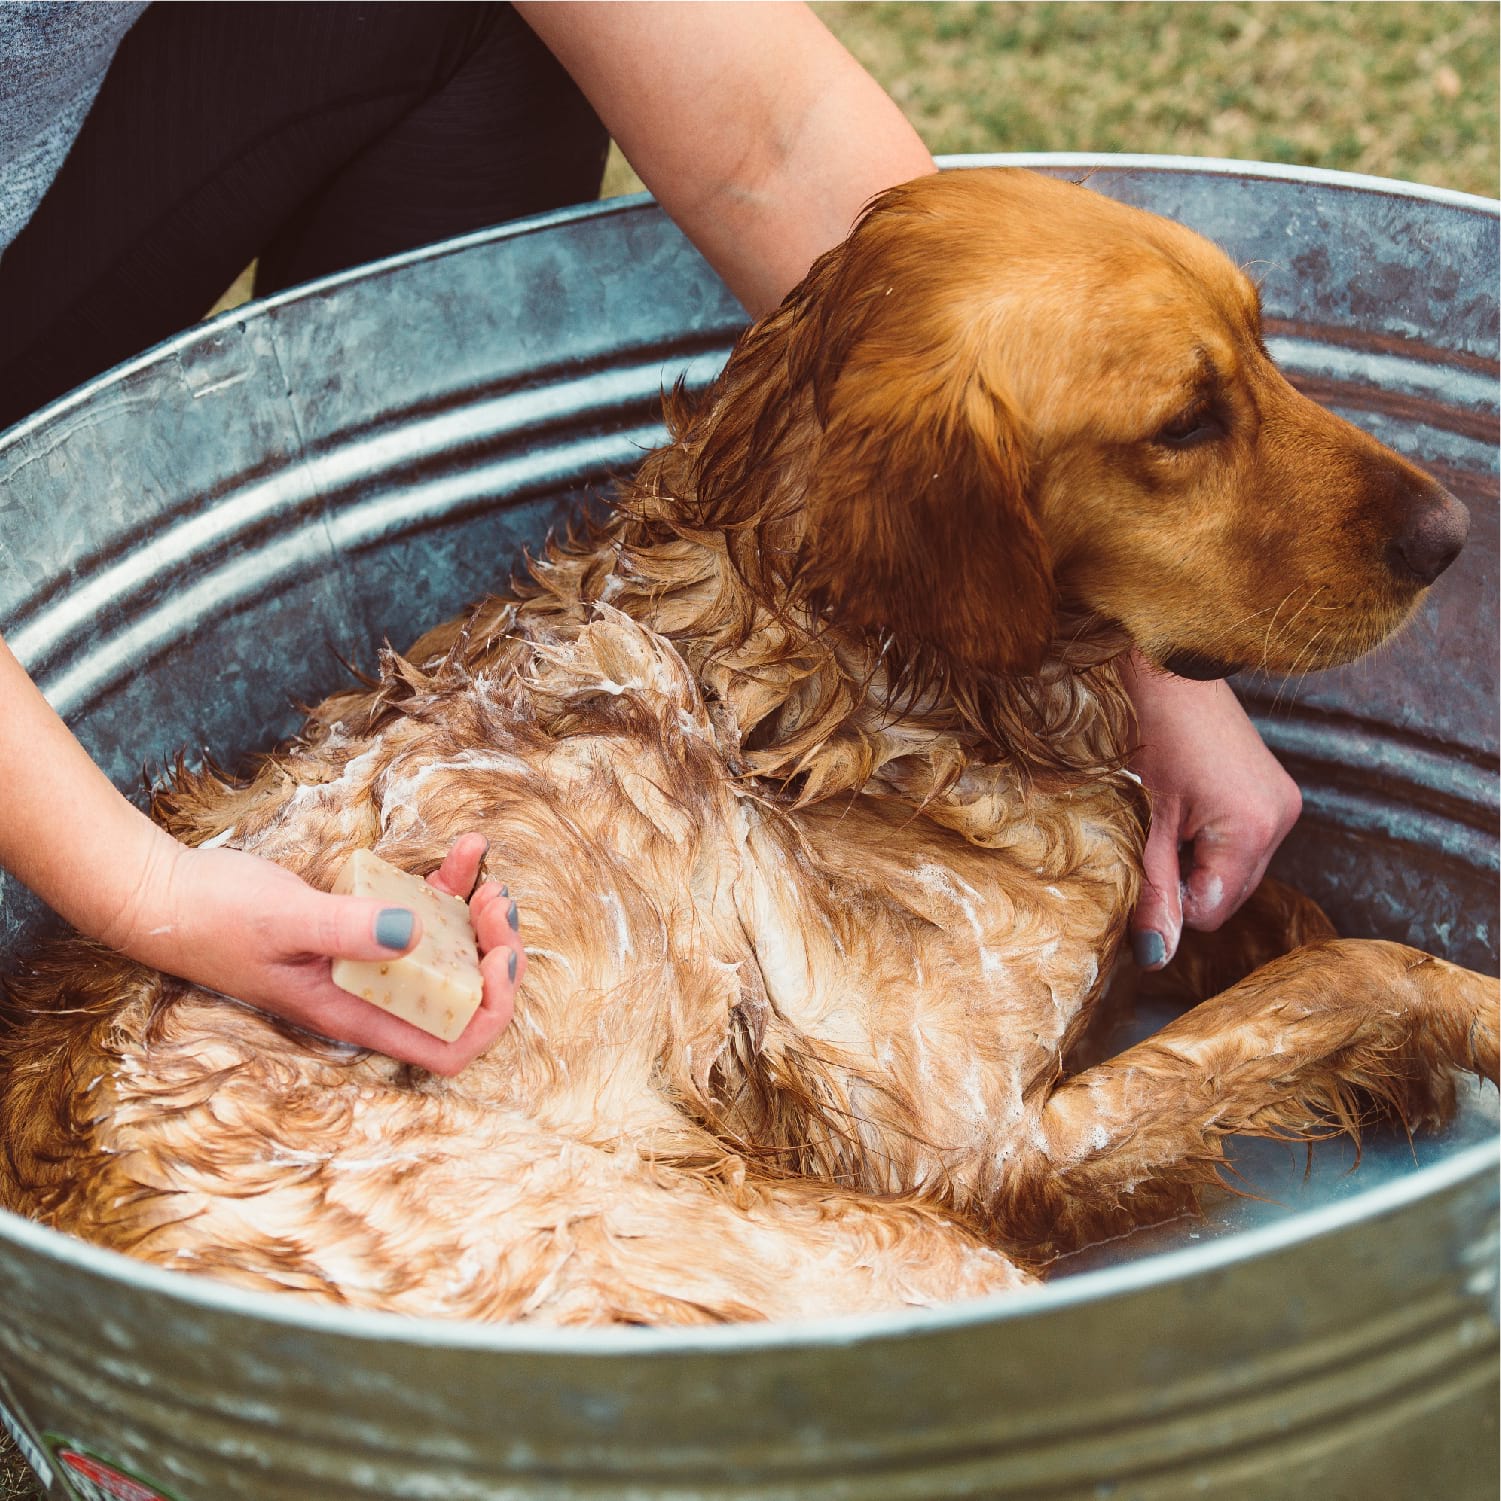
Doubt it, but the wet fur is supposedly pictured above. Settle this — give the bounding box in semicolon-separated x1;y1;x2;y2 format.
1;170;1494;1323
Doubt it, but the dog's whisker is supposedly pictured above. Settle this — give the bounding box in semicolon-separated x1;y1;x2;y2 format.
1255;586;1307;673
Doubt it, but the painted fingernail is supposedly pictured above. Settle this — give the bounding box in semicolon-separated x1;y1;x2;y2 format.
507;899;519;932
507;949;518;984
1132;929;1166;969
375;908;415;951
500;884;510;899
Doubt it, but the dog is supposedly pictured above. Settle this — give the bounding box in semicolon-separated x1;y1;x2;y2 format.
0;169;1494;1323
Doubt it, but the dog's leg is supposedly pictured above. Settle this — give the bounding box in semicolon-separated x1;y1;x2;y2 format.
558;1169;1038;1323
1000;939;1497;1261
1069;877;1338;1072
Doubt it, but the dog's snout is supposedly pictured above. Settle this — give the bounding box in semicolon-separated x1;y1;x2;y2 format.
1386;491;1470;587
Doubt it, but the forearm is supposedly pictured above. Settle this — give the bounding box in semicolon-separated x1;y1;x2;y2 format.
0;633;176;946
1;634;523;1070
516;1;935;316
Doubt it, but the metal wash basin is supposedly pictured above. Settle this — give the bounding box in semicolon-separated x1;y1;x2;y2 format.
0;155;1494;1500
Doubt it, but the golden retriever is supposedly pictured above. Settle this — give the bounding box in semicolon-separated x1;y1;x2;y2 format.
0;169;1493;1323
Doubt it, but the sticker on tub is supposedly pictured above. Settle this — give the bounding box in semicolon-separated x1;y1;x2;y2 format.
42;1437;180;1501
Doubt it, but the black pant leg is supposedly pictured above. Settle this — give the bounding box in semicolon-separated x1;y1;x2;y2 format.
0;2;608;431
256;3;608;293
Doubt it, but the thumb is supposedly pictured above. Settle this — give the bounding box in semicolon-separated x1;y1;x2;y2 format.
1130;807;1184;971
282;890;424;962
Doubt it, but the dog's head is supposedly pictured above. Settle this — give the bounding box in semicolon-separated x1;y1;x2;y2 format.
693;169;1466;683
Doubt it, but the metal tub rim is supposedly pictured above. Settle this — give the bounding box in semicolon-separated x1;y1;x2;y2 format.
942;150;1501;214
0;1116;1491;1359
2;151;1495;461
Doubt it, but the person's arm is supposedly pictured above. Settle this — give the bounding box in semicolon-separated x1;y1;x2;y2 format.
0;635;524;1074
515;1;936;316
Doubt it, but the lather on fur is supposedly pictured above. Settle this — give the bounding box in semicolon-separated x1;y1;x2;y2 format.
0;169;1494;1323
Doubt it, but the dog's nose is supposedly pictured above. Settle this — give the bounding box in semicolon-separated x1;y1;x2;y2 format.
1387;491;1469;586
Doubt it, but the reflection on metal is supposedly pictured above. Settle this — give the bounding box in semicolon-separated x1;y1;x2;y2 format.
0;156;1495;1499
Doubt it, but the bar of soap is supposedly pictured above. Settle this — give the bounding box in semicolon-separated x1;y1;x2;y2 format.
330;848;483;1043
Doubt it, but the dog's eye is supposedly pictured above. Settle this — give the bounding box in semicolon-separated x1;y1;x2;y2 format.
1153;404;1221;449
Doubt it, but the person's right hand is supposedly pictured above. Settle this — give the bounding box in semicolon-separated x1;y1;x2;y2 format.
99;831;526;1075
1121;655;1303;971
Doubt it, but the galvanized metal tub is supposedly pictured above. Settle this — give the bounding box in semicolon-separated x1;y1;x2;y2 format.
0;155;1495;1501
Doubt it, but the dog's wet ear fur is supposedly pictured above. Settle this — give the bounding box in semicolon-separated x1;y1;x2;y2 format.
793;290;1056;678
686;182;1057;680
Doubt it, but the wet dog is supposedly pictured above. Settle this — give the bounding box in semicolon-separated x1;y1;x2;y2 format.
1;170;1493;1322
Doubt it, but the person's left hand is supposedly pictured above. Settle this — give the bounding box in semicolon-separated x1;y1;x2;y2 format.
99;830;525;1075
1120;653;1303;970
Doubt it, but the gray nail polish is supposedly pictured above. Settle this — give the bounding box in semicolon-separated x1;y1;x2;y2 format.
375;908;414;951
500;884;509;899
507;949;518;984
507;899;519;932
1133;930;1166;969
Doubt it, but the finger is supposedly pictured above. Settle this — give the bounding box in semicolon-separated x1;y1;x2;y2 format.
476;902;525;991
480;944;523;1023
1130;804;1184;970
431;1006;515;1076
472;885;521;955
290;932;520;1069
395;894;522;1073
428;833;489;899
398;993;516;1077
469;879;506;928
386;946;520;1077
275;979;476;1072
334;879;522;1073
1182;776;1302;931
1180;829;1270;932
288;891;424;962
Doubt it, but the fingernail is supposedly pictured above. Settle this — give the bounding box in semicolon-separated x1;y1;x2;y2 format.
507;949;518;984
1132;929;1166;969
375;908;415;951
500;884;509;899
507;899;519;932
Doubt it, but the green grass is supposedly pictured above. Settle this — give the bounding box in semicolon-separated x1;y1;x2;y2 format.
603;1;1499;198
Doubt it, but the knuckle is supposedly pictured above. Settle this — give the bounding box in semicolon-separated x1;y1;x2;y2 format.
322;907;352;955
1281;779;1304;824
1241;813;1282;851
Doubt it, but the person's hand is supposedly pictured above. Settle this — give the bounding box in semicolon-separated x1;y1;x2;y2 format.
100;831;526;1075
1120;653;1302;970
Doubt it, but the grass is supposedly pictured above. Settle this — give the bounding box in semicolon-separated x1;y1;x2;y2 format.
214;5;1500;304
602;1;1499;197
8;4;1498;1496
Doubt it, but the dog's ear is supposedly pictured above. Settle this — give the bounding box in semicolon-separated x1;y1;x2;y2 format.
684;185;1057;680
795;310;1057;679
